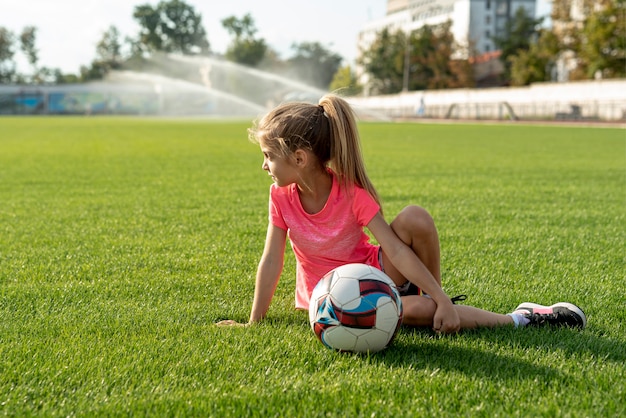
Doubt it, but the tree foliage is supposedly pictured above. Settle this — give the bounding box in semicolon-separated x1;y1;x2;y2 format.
19;26;38;68
359;28;405;94
0;25;60;84
575;0;625;79
510;0;625;84
81;26;125;82
411;22;474;90
287;42;342;89
493;7;543;83
508;29;559;86
360;22;473;94
0;27;16;83
221;14;267;66
133;0;209;55
329;65;362;96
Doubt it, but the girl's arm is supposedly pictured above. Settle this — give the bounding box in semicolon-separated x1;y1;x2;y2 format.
367;213;460;333
248;223;287;323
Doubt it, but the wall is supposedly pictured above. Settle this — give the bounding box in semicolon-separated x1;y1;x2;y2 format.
348;79;626;121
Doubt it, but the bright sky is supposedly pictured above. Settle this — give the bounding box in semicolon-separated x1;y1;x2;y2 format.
3;0;551;75
2;0;388;74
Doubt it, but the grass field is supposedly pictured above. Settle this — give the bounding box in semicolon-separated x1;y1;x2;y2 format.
0;117;624;417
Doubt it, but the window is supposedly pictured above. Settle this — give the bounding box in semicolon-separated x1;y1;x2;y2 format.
496;0;508;15
486;0;491;10
486;15;491;24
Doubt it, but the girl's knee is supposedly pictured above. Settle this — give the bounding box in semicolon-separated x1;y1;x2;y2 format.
394;205;436;236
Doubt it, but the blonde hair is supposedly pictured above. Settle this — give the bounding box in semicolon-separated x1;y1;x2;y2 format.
249;93;381;208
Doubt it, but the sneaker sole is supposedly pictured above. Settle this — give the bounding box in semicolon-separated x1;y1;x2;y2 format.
515;302;587;329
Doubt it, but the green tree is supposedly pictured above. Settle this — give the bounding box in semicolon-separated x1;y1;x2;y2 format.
360;22;473;94
576;0;625;79
493;6;543;83
329;65;362;96
133;0;209;55
80;26;125;81
412;21;474;90
0;27;16;83
287;42;342;89
359;28;405;94
19;26;38;70
221;14;267;66
96;25;123;65
509;29;559;85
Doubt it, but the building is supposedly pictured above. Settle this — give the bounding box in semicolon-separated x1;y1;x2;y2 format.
357;0;537;90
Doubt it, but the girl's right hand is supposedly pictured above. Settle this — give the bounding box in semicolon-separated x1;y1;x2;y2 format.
432;302;460;334
215;319;247;327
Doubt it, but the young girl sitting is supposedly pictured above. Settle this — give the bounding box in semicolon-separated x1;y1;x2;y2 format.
217;94;586;332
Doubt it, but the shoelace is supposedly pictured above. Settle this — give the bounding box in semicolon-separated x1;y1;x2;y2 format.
451;294;467;304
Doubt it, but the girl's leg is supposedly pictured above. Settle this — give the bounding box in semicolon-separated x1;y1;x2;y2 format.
381;205;442;286
380;206;514;329
401;296;514;328
454;305;514;328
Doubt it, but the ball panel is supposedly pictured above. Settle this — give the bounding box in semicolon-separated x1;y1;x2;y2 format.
322;325;359;352
329;276;361;309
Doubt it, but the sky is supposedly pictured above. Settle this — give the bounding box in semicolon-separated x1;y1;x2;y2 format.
2;0;551;75
2;0;388;74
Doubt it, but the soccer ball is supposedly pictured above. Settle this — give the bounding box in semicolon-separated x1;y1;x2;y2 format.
308;263;403;353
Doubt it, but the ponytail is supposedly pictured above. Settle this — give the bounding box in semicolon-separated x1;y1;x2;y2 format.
319;94;381;210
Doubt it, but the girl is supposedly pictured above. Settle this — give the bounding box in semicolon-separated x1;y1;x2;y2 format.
218;94;586;332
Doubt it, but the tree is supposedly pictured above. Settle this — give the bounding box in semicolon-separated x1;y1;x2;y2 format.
360;22;474;94
504;0;624;82
411;21;473;90
576;0;625;79
80;25;125;82
0;27;16;83
493;6;543;83
508;29;559;85
358;28;405;94
287;42;342;89
133;0;209;55
221;14;267;66
329;65;362;96
19;26;38;70
96;25;123;65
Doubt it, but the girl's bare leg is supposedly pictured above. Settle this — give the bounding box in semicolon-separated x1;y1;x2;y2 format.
401;296;514;328
382;205;442;286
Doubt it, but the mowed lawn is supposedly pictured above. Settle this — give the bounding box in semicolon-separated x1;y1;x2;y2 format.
0;117;624;417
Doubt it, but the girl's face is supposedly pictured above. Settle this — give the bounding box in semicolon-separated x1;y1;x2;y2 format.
259;141;297;187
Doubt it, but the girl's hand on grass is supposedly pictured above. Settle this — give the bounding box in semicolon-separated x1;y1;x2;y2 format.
215;320;247;327
433;302;460;334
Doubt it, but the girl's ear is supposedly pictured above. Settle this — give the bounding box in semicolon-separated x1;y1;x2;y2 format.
293;149;308;167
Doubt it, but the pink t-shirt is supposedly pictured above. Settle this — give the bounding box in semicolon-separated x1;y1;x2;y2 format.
269;171;381;309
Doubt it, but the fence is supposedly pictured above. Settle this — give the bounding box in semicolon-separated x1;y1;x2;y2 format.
349;79;626;122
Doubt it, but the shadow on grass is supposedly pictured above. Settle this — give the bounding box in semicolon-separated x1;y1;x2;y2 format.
213;311;625;384
444;325;626;364
370;325;626;383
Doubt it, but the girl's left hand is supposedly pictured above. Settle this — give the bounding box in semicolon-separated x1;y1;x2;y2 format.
215;319;247;327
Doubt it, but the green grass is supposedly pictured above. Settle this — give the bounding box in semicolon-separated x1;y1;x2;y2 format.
0;117;624;417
